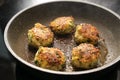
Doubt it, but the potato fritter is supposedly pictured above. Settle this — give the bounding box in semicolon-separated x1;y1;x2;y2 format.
74;23;99;45
72;43;100;69
34;47;66;71
28;23;54;48
49;16;75;35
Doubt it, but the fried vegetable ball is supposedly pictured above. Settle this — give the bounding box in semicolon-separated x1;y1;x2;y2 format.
28;23;54;48
34;47;66;71
72;43;100;69
49;16;75;34
74;23;99;45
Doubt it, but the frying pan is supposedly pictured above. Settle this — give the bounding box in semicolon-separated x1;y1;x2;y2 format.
4;0;120;75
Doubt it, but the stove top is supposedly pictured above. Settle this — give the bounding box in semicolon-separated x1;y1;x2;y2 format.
0;0;120;80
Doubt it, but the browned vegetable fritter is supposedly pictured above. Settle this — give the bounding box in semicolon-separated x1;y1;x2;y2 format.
72;43;100;69
49;16;75;34
28;23;54;48
27;17;105;71
34;47;66;71
74;23;99;45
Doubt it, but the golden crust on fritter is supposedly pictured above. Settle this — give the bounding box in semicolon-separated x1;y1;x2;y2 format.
34;47;66;71
28;23;54;48
72;43;100;69
49;16;75;34
74;23;99;45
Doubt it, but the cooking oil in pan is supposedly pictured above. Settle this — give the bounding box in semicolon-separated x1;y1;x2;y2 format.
26;32;108;71
53;34;108;71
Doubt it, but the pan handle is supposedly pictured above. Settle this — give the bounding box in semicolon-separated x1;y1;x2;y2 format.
117;61;120;80
0;59;16;80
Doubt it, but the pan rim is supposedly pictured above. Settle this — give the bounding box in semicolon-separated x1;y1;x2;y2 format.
4;0;120;75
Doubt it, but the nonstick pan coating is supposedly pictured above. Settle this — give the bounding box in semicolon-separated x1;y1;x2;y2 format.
4;1;120;75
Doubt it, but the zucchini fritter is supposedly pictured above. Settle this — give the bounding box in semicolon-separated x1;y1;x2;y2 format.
50;16;75;35
72;43;100;69
74;23;99;45
28;23;54;48
34;47;66;71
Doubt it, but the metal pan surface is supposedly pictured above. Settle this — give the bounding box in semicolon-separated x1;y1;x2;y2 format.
4;0;120;75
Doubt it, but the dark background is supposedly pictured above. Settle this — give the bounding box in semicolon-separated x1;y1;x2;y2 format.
0;0;120;80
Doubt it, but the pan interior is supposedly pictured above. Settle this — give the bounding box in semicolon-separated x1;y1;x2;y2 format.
6;2;120;72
